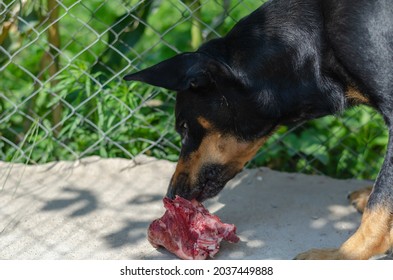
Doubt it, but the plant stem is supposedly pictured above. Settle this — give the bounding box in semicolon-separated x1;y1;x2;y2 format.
189;0;203;50
47;0;62;136
0;22;12;45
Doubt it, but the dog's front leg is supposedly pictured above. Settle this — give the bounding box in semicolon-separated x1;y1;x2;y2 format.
295;129;393;260
295;208;392;259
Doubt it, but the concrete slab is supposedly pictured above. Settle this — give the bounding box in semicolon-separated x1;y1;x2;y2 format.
0;156;382;259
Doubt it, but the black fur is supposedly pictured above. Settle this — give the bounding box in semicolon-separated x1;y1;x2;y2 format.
124;0;393;210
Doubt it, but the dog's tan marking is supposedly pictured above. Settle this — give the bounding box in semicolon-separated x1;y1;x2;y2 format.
295;205;393;259
346;86;370;105
348;186;373;213
171;117;269;188
197;116;213;130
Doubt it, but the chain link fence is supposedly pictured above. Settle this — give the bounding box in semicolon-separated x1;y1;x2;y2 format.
0;0;388;180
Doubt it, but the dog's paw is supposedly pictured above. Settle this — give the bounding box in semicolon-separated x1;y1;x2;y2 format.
294;248;344;260
347;186;372;213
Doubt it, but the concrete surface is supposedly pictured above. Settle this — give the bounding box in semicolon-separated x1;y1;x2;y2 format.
0;156;381;259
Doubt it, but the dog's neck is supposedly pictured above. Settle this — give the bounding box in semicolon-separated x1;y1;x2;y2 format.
198;0;348;125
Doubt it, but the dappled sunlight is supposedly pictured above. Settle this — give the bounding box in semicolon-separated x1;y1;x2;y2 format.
205;199;225;214
328;205;359;231
247;239;265;248
227;250;246;259
333;221;358;231
310;218;328;229
310;205;359;230
328;205;357;220
237;229;266;250
0;156;367;259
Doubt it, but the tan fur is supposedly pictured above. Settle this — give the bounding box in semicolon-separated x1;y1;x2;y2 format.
346;86;370;105
171;117;268;188
340;206;392;259
295;205;393;259
348;186;373;213
197;116;213;130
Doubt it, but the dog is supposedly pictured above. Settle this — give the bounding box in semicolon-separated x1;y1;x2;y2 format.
124;0;393;259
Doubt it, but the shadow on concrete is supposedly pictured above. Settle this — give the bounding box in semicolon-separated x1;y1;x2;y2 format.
104;220;149;249
102;194;164;250
206;169;363;259
41;186;98;217
128;194;163;205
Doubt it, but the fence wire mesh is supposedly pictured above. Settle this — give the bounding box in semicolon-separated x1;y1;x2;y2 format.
0;0;388;180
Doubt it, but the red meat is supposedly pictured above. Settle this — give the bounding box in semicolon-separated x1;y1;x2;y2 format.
148;196;240;260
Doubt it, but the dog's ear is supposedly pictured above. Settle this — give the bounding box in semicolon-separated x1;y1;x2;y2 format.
123;53;216;91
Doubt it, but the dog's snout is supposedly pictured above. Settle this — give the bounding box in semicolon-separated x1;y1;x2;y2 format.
166;184;176;199
166;172;192;200
205;167;219;181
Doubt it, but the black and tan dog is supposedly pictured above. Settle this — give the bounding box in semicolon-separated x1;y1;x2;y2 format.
124;0;393;259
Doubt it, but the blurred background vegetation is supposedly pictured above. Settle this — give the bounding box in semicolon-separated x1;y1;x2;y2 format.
0;0;387;179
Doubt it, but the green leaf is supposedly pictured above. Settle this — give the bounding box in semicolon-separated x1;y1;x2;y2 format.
18;5;41;34
91;1;153;77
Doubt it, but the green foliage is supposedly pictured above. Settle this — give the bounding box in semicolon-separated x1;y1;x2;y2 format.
1;61;180;163
0;0;388;180
91;1;154;78
250;107;387;179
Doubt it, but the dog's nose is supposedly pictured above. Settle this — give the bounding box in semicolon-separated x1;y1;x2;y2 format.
166;173;188;199
205;166;220;181
166;172;189;199
166;184;175;199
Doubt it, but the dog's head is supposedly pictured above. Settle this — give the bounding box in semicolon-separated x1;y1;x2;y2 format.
124;52;277;201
